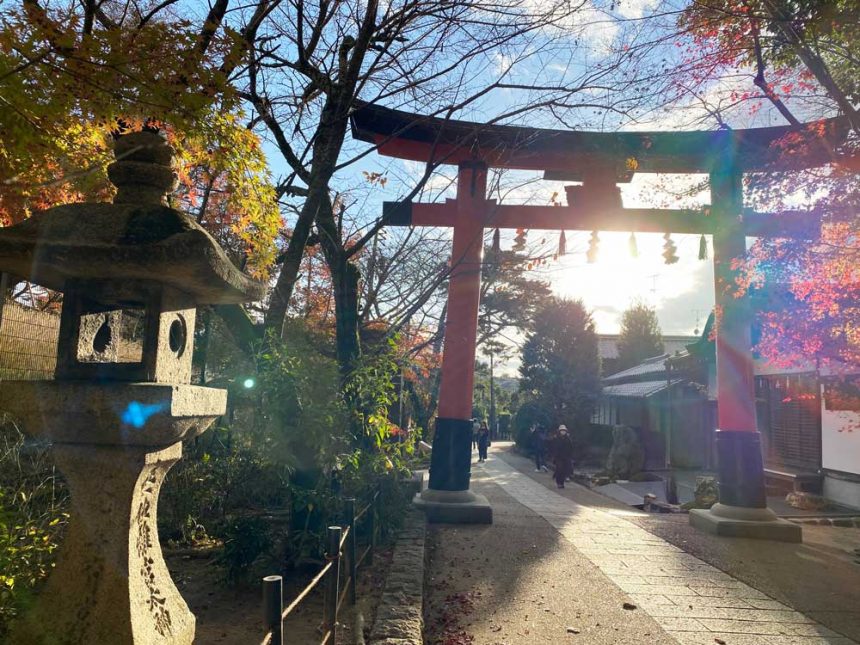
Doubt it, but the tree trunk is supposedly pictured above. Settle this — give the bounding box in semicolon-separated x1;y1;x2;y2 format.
424;301;448;431
264;93;353;338
213;304;261;355
313;166;362;377
264;186;322;336
331;255;362;376
407;378;432;435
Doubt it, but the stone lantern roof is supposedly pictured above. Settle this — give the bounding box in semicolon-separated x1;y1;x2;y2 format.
0;130;266;304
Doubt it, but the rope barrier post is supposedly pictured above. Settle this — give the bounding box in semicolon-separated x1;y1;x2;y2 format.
345;498;357;605
323;526;342;644
263;575;284;645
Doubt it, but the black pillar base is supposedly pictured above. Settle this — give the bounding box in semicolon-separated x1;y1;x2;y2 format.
691;430;801;541
428;417;472;491
715;430;767;508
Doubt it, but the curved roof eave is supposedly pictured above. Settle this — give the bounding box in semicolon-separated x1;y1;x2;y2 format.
350;102;851;174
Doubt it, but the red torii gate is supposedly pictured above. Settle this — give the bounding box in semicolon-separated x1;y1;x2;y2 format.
352;103;849;537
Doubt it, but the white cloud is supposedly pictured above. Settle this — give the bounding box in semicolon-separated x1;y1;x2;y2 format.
494;52;514;76
523;0;620;54
615;0;661;20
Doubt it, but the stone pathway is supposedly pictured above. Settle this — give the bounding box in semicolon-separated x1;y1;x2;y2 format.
479;454;858;645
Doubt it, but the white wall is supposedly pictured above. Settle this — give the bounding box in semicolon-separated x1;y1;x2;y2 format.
821;384;860;476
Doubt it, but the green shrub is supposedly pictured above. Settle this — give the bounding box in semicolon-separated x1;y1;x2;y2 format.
0;491;67;626
159;427;290;544
219;515;272;585
681;477;718;510
570;423;613;466
373;475;411;542
161;321;421;586
0;422;69;636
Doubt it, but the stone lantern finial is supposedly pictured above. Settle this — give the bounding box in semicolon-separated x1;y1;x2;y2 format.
109;130;179;206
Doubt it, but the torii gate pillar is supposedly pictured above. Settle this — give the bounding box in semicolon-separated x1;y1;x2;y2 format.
690;167;800;542
414;162;493;523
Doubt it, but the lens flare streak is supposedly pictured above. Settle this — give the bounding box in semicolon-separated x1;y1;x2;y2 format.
121;401;167;429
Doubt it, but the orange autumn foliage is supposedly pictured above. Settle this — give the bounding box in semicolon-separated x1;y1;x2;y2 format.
0;2;279;277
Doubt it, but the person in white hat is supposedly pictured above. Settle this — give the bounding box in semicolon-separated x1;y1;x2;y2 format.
550;424;574;488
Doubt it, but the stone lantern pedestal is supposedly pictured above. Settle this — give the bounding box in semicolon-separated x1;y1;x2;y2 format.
0;130;265;644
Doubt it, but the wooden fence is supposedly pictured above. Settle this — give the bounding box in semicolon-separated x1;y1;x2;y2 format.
260;490;381;645
0;297;60;380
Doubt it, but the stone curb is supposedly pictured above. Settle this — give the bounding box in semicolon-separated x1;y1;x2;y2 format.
368;509;426;645
790;516;860;527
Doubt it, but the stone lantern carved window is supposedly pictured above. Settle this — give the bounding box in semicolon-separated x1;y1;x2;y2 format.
57;280;195;383
73;307;147;364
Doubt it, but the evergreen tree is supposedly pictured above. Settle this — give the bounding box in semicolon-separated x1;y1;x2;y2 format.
518;298;600;429
479;248;553;348
616;300;664;371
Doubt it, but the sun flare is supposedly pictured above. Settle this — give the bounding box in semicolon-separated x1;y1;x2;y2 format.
540;231;714;334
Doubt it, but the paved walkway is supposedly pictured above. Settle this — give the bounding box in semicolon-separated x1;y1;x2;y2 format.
424;458;677;644
425;444;860;645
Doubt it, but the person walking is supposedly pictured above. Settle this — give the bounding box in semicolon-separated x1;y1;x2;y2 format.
477;421;491;462
550;424;574;488
531;425;548;472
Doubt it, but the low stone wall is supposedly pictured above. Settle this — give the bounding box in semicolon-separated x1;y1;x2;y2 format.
368;509;425;645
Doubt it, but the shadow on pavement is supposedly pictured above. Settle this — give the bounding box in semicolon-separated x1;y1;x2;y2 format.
494;443;860;643
422;444;677;645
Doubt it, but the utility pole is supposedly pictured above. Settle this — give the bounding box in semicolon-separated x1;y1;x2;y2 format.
489;352;496;441
648;274;659;301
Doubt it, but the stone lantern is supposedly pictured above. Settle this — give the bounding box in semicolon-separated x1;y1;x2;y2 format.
0;130;266;644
